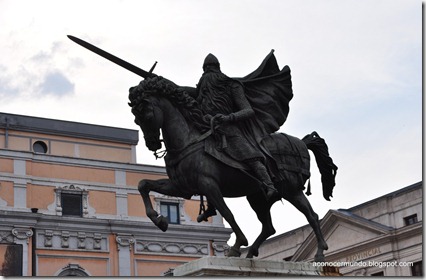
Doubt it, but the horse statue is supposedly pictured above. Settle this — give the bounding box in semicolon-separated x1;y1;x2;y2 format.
66;35;337;261
128;72;337;262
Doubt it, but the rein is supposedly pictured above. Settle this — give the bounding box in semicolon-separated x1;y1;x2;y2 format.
154;129;213;158
153;115;221;158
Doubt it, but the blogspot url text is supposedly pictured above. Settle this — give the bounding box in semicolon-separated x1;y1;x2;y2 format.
313;261;414;268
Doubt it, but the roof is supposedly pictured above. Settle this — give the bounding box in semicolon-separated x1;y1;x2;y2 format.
0;112;139;145
333;209;395;231
345;181;422;212
291;209;396;261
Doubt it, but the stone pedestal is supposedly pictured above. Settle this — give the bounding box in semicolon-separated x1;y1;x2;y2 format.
171;256;341;277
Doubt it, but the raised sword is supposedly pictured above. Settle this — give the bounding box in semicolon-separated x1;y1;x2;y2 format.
67;35;157;78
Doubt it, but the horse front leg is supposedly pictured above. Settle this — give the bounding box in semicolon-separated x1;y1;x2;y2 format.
138;178;184;232
284;189;328;262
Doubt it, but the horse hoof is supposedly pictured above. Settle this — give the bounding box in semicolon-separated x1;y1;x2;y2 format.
197;209;217;223
197;214;206;223
156;215;169;232
246;247;258;259
227;246;241;257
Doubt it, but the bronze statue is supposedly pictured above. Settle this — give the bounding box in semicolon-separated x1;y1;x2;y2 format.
68;36;338;262
196;53;279;201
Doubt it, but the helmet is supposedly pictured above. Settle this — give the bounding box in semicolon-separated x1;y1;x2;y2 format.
203;53;220;71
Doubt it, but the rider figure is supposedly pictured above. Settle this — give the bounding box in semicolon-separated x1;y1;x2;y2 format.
196;53;279;201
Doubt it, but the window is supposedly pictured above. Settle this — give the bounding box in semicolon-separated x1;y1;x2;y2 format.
411;261;423;276
61;193;83;217
370;271;384;276
160;202;180;224
54;185;89;217
404;214;418;226
33;141;48;154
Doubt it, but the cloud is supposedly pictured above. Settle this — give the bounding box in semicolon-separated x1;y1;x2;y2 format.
0;65;20;98
0;38;79;100
39;70;75;96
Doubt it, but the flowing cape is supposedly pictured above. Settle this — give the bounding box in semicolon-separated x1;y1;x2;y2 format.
235;50;293;134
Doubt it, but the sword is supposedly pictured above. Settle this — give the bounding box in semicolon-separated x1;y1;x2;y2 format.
67;35;156;78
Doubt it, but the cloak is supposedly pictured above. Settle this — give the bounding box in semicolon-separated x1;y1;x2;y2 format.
235;50;293;134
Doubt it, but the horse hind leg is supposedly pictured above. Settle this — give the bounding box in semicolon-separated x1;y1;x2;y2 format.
245;192;276;259
202;181;248;257
285;189;328;262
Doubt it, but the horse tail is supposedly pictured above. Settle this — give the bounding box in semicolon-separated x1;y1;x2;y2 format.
302;131;338;201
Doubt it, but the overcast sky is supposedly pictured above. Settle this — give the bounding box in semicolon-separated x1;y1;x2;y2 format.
0;0;422;246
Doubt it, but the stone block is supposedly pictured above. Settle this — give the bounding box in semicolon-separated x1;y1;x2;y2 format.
172;256;340;277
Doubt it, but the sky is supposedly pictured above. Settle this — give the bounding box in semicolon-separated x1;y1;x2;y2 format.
0;0;422;246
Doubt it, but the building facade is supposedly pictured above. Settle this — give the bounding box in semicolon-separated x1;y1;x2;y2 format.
255;182;422;276
0;112;231;276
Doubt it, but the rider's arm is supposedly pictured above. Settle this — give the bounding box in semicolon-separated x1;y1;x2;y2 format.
228;82;255;122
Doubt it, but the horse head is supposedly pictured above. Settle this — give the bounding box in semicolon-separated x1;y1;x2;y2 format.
128;77;171;152
129;76;211;156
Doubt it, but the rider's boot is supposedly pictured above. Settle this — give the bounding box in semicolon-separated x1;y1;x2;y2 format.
248;160;279;201
264;182;279;201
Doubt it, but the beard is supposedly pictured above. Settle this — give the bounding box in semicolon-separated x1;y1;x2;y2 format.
197;71;234;115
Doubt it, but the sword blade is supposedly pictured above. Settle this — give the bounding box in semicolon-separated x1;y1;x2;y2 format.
67;35;153;78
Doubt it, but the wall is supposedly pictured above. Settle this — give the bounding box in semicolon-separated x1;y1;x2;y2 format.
0;113;232;276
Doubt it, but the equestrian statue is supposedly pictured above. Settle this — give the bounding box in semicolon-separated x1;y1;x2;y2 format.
68;35;338;262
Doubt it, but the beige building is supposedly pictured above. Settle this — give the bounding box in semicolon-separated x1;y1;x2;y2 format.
0;112;231;277
256;181;422;276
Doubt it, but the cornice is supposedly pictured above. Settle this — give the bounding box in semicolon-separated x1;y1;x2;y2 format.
0;210;231;241
0;149;166;175
0;112;139;145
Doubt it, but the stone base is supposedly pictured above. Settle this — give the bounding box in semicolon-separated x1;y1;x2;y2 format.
171;256;341;277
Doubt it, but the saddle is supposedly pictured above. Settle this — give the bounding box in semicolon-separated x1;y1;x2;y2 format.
205;132;310;186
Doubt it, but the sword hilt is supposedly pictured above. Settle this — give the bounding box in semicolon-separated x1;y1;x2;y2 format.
149;61;157;74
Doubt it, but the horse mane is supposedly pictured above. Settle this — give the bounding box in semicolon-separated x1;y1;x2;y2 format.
130;76;210;132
